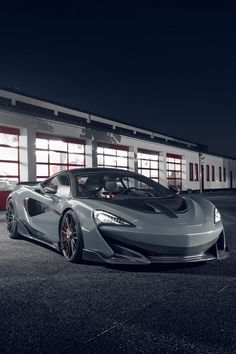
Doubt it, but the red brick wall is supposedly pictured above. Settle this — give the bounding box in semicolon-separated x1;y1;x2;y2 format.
0;191;11;211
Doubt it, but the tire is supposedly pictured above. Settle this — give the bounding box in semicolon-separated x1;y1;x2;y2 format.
59;210;83;263
6;199;20;239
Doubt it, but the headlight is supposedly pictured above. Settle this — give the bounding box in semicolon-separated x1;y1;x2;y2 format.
93;210;134;227
214;208;221;223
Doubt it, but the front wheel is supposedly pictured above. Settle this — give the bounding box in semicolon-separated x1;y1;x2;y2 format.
6;200;20;239
59;210;83;263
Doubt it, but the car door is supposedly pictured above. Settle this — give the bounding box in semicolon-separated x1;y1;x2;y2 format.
25;174;71;244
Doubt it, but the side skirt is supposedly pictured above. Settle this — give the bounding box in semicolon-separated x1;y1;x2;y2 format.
17;219;60;251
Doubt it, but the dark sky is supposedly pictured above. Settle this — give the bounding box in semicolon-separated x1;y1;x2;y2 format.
0;1;236;157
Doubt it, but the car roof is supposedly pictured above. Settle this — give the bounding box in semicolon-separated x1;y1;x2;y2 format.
69;167;137;175
40;168;135;184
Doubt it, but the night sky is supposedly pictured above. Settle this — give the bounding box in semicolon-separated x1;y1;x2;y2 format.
0;1;236;157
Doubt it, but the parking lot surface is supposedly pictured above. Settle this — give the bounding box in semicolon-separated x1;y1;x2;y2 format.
0;193;236;354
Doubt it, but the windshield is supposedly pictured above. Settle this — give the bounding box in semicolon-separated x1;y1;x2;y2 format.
74;171;174;199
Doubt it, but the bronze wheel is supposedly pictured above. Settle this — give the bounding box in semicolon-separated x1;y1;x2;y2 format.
60;210;83;263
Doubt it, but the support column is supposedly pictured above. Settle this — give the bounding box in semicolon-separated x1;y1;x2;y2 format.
198;153;205;194
86;138;97;168
129;146;137;172
19;127;36;181
181;155;187;192
159;152;167;187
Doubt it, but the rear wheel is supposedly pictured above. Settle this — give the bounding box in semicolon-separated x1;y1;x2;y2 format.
6;200;20;239
59;210;83;263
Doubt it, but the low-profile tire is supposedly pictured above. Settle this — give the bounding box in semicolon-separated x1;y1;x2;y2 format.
6;199;20;239
59;210;83;263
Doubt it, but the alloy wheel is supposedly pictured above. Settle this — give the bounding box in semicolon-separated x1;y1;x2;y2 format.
6;202;16;235
60;213;80;261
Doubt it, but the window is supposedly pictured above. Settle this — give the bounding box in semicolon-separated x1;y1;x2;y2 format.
195;163;199;181
166;154;182;191
189;162;200;182
36;133;85;180
138;149;159;182
189;163;194;181
74;171;172;199
206;165;210;181
223;167;226;182
212;166;215;181
97;143;129;170
219;167;222;182
0;126;20;190
41;174;71;199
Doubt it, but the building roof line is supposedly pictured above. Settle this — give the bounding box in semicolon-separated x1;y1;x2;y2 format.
0;87;208;150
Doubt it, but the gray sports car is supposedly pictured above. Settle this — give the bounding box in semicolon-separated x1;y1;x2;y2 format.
6;168;229;265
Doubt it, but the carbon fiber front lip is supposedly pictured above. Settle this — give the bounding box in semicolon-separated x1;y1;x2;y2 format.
148;248;229;263
82;248;229;265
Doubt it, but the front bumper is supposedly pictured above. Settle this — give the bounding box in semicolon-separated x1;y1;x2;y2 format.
82;229;229;265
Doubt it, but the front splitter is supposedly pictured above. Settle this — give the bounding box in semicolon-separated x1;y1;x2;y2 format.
82;248;229;265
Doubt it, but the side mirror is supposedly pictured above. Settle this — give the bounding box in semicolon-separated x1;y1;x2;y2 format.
44;185;58;194
168;184;179;194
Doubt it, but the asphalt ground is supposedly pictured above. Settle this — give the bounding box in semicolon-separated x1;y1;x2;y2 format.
0;193;236;354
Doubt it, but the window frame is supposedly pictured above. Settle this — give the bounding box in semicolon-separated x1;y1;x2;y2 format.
166;153;182;191
219;166;222;182
36;133;86;179
137;148;159;182
0;126;20;187
97;143;129;170
194;163;199;181
223;167;226;182
189;162;194;181
211;166;215;181
206;165;210;181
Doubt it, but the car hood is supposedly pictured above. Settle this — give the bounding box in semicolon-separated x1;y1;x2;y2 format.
75;196;211;227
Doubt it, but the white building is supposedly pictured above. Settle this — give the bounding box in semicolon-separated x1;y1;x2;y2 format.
0;88;236;210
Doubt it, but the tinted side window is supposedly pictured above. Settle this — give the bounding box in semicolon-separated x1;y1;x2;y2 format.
41;177;54;188
51;175;71;199
58;174;70;186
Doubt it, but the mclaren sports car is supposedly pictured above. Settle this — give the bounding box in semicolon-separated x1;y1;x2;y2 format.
6;168;229;265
